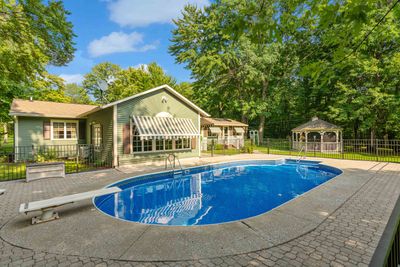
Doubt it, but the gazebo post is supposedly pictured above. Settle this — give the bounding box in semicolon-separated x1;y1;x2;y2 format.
292;132;295;149
320;131;325;153
335;130;339;152
305;131;308;152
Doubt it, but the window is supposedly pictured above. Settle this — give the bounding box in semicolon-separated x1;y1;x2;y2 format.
183;138;190;149
92;124;102;146
51;121;78;140
143;139;153;152
130;124;192;153
165;139;173;150
66;123;77;139
156;139;164;151
52;122;65;139
132;127;142;152
175;139;183;149
224;127;228;136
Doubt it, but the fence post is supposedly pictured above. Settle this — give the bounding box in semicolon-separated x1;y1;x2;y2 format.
267;138;270;154
31;145;35;162
76;144;79;173
375;139;379;162
211;139;214;157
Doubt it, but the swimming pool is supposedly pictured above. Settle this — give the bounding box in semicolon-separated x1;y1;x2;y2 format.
94;159;341;226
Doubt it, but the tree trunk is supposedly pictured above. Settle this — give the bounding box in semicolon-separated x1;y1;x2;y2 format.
3;123;7;144
258;79;269;143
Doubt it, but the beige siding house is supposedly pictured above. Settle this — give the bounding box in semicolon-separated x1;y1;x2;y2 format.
200;117;248;150
10;85;210;166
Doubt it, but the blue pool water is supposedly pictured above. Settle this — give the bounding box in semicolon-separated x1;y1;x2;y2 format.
94;160;341;226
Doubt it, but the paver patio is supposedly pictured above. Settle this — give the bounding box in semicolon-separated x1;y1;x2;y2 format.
0;154;399;266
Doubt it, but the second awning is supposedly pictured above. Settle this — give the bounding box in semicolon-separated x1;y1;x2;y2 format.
132;116;199;139
234;127;244;134
209;127;222;134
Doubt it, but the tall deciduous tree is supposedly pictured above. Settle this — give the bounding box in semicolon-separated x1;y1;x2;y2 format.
170;0;400;139
82;62;121;104
0;0;75;121
107;62;178;102
64;83;92;104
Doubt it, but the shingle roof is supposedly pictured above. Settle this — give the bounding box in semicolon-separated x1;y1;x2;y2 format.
292;117;341;131
201;117;248;127
10;99;99;118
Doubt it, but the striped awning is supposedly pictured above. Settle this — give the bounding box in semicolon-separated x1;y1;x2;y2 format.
234;127;244;134
209;127;221;134
132;116;199;140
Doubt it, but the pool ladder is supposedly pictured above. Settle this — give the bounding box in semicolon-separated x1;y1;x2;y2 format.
165;153;183;178
296;145;306;163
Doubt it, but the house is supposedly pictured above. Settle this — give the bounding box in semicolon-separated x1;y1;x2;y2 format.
10;85;210;166
200;117;248;150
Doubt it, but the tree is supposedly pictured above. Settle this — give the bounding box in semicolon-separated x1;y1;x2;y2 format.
170;0;400;139
64;83;92;104
0;0;75;121
82;62;121;104
170;1;299;142
107;62;177;102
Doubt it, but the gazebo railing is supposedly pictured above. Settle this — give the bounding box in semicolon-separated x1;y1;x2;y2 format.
292;141;342;153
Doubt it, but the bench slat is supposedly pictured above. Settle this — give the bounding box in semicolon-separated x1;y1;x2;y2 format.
20;187;121;213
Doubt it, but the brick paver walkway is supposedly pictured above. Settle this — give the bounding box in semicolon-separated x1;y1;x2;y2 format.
0;159;399;266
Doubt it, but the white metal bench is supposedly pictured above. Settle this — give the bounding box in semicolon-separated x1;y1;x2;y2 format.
19;187;121;224
26;162;65;182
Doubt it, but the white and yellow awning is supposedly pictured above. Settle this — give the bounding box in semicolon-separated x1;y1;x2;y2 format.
132;116;199;140
209;127;222;134
234;127;245;134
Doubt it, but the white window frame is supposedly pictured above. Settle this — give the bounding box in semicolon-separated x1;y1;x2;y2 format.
50;120;79;140
131;136;192;155
91;123;102;147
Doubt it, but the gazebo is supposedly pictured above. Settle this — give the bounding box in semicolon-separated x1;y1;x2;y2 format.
292;117;343;153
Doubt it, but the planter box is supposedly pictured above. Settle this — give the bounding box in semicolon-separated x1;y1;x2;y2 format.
26;162;65;182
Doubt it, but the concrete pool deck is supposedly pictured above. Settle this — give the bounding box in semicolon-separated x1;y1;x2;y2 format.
0;154;399;266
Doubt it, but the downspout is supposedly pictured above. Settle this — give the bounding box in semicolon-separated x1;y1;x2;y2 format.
113;105;118;167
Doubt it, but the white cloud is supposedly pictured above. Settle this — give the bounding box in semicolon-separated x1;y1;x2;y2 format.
107;0;209;27
59;74;85;85
88;31;157;57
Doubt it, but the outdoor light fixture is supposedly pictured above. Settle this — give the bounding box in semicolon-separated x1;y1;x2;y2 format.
161;96;168;103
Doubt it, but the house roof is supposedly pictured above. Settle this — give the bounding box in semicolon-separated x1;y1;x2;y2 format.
201;117;248;127
84;84;210;117
9;99;98;118
9;84;210;118
292;117;341;132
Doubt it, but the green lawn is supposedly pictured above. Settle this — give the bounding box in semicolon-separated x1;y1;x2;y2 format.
253;145;400;163
204;144;400;163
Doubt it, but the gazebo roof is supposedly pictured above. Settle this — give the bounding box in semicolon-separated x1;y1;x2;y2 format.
292;117;341;132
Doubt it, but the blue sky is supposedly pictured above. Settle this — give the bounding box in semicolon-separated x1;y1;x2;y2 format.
48;0;209;84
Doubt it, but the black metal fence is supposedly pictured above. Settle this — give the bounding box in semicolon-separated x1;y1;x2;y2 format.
205;138;400;163
0;144;113;181
371;196;400;267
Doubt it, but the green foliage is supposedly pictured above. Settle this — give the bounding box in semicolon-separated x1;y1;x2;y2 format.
0;0;75;121
107;62;177;102
82;62;121;104
35;149;58;162
83;62;192;104
170;0;400;139
64;83;92;104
